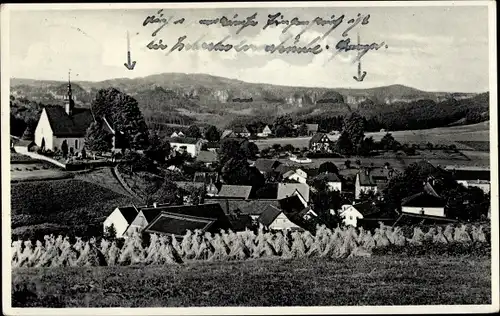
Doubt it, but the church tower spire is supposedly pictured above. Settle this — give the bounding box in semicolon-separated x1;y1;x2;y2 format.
65;70;75;116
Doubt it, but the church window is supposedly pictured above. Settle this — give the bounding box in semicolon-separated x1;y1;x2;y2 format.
75;139;79;149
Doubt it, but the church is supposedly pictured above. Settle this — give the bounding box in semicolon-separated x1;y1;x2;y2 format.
34;73;122;154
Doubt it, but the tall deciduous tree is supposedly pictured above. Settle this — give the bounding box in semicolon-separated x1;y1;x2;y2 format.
343;112;365;148
204;125;220;142
85;121;112;153
91;88;149;150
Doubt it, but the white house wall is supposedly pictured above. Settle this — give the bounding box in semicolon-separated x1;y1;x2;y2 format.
103;209;129;238
34;109;54;150
327;182;342;191
53;136;86;153
269;213;301;230
402;206;445;217
340;205;363;227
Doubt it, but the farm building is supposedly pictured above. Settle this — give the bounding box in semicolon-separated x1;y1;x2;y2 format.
257;125;273;137
232;126;251;137
309;132;333;153
167;137;203;158
143;203;233;238
338;202;380;228
400;182;446;217
205;198;281;222
103;206;139;238
355;168;393;199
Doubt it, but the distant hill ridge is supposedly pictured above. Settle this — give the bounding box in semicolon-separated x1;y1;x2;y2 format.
10;73;478;107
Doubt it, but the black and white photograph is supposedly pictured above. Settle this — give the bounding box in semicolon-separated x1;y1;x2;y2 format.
1;1;498;314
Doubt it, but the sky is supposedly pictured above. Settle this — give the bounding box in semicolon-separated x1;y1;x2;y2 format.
8;4;491;92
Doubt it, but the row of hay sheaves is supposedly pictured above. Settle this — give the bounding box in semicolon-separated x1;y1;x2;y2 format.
12;224;488;268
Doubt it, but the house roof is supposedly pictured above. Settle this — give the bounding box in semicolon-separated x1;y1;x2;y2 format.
116;206;139;224
282;170;296;179
450;169;490;182
144;212;217;237
254;159;281;173
306;124;319;132
43;106;94;137
196;150;218;163
357;169;391;186
401;189;446;207
258;204;283;226
275;164;294;175
167;137;200;145
217;185;253;199
309;132;331;144
221;130;236;139
277;183;310;201
352;202;380;217
233;126;250;134
315;172;341;182
139;208;164;223
204;198;280;216
279;195;306;213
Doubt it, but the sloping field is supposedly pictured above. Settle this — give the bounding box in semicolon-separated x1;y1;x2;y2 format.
12;255;490;307
11;179;137;240
254;122;490;151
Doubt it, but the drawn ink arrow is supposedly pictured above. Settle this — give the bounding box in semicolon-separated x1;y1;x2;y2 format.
124;31;137;70
353;32;367;82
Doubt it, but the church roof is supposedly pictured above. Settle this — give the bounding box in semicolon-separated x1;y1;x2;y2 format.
44;106;94;137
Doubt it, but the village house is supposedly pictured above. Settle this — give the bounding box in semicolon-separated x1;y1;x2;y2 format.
355;168;393;199
122;203;169;237
103;206;139;238
221;129;236;139
337;202;380;228
253;159;282;176
196;150;218;167
217;185;253;200
142;203;233;238
306;124;319;136
257;125;273;138
282;168;318;184
447;167;491;193
232;126;251;137
277;182;310;204
205;198;281;224
34;77;93;154
258;205;303;231
400;182;446;217
258;197;318;232
168;137;203;158
314;172;342;191
170;131;185;138
309;132;333;153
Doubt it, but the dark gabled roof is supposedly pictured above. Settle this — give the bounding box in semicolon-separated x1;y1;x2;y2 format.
167;137;201;144
204;198;280;216
315;172;341;182
140;208;164;222
233;126;250;134
357;168;391;186
401;191;446;207
352;202;380;217
221;130;236;139
309;132;331;144
450;169;490;181
196;150;218;163
43;106;93;137
116;206;139;224
144;212;216;237
258;205;283;226
254;159;281;173
279;195;306;213
217;185;253;199
275;164;294;176
250;183;279;199
423;182;441;198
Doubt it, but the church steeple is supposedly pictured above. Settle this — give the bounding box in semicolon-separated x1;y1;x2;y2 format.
65;70;75;116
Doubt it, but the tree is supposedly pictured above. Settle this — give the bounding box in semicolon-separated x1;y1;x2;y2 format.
145;131;170;163
344;160;352;169
240;141;259;160
91;87;149;150
297;123;309;136
318;161;339;174
343;112;365;148
283;144;295;152
204;125;220;142
218;139;245;165
358;136;375;156
273;115;294;138
104;224;117;240
336;131;353;156
186;125;202;139
221;158;264;186
85;121;112;153
21;118;37;140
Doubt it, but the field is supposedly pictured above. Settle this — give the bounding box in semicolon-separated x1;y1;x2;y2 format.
75;167;131;196
12;254;490;307
254;121;490;151
10;179;137;240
